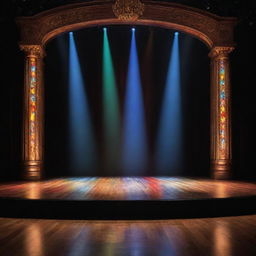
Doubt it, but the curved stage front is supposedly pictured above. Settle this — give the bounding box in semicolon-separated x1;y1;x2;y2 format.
0;177;255;219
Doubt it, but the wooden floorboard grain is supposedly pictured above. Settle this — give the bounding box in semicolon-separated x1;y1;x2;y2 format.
0;215;255;256
0;177;255;200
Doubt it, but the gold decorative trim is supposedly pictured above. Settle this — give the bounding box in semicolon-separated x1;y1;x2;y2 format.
21;45;44;181
16;1;237;180
16;2;237;48
209;47;233;179
20;45;45;58
113;0;144;21
209;46;234;59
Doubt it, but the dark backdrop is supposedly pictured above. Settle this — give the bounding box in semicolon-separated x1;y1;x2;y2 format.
44;26;210;178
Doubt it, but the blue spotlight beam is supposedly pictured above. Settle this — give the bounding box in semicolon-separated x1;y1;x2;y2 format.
122;28;148;175
69;32;96;174
155;32;182;174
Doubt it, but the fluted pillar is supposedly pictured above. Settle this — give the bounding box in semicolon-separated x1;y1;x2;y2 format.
209;46;234;179
20;45;45;180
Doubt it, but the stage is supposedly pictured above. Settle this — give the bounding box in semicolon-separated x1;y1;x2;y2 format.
1;177;255;219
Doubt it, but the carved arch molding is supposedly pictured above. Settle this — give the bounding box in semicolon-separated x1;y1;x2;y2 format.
16;0;237;180
17;0;236;48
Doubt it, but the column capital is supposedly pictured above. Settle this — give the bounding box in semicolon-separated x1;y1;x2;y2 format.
209;46;234;59
20;44;45;58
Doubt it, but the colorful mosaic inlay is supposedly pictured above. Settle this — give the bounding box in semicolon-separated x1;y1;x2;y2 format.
29;58;37;154
219;60;226;151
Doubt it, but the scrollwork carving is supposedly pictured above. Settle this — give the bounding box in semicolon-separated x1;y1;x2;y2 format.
20;45;45;58
209;46;234;59
16;2;237;48
113;0;144;21
16;1;237;180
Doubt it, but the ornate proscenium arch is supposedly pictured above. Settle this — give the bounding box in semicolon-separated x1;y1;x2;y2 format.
17;0;236;48
16;0;237;180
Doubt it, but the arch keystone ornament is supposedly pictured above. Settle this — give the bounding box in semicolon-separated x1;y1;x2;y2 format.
113;0;144;21
16;1;237;180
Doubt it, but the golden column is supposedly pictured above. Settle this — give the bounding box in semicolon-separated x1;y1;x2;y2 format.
209;46;234;179
20;45;45;180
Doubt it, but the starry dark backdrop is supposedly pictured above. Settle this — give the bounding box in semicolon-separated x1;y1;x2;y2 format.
0;0;255;180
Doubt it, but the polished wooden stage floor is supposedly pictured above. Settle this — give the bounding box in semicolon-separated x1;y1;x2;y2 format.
0;215;256;256
0;177;256;219
0;177;255;200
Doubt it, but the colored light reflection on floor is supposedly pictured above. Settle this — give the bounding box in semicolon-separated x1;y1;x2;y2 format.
1;216;256;256
0;178;255;200
25;223;43;256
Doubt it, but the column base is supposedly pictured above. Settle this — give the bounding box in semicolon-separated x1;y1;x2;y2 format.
211;160;232;180
23;160;43;181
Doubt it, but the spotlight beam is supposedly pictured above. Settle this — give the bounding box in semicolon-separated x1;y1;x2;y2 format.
102;28;120;172
155;32;182;174
122;28;148;175
69;32;96;174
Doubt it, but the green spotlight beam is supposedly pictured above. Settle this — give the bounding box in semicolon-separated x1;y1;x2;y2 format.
102;28;120;172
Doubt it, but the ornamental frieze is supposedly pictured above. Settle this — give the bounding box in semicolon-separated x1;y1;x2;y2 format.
16;1;236;49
